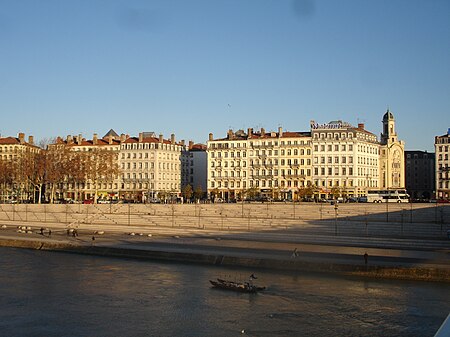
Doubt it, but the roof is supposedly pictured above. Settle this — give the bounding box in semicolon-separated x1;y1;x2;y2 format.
0;136;39;149
383;109;394;121
211;130;311;141
123;137;180;145
189;144;207;151
53;137;120;147
0;137;20;145
103;129;119;138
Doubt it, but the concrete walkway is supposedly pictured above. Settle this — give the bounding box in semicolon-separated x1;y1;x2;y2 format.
1;222;450;282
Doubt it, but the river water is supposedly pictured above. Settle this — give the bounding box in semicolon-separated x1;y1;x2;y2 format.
0;248;449;337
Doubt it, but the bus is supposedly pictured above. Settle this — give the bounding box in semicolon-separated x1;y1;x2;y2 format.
366;189;410;203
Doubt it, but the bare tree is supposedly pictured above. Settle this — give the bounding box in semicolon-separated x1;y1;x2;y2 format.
194;185;204;201
83;148;120;203
0;159;14;202
182;184;193;202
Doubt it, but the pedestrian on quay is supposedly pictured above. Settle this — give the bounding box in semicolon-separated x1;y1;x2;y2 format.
48;229;52;237
364;252;369;268
91;236;95;245
40;227;44;235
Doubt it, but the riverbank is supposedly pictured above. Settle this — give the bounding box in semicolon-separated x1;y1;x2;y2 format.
1;232;449;283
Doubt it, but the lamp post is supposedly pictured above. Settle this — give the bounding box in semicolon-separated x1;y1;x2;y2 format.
334;202;338;235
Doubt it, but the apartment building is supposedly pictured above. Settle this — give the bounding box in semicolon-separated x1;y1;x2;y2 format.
435;129;450;200
207;110;405;201
0;133;40;202
50;130;185;202
120;132;184;202
207;127;312;201
405;151;435;200
181;141;207;197
311;121;380;198
51;130;121;202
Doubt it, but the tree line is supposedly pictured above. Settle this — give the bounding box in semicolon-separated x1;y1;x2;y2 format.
0;144;119;204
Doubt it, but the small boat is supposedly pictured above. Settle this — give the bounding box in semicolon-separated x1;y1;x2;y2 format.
209;278;265;293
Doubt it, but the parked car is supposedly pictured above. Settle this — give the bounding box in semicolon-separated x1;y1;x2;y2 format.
358;196;368;203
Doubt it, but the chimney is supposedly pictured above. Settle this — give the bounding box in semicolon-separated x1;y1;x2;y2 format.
18;133;25;144
247;128;253;139
77;134;82;145
358;123;365;130
93;133;98;145
66;135;73;143
209;133;213;141
108;135;113;145
181;140;185;146
139;132;143;143
28;135;34;145
120;134;126;143
189;140;194;149
261;128;265;136
159;134;163;143
171;133;175;144
227;129;233;140
278;127;283;137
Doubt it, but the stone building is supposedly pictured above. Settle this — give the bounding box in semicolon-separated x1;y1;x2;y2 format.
50;130;121;202
311;120;379;198
50;130;185;203
181;141;207;199
207;110;406;201
435;129;450;200
0;133;40;202
379;109;405;189
207;127;312;201
120;132;184;202
405;151;435;200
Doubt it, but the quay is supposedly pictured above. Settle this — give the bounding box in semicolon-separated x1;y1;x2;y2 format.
1;202;449;282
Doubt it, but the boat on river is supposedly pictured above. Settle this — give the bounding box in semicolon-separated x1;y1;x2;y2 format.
209;278;265;293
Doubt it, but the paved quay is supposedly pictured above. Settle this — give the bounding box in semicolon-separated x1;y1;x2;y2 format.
1;221;449;282
1;203;449;281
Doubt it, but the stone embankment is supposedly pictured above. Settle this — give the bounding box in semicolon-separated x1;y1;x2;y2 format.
1;203;449;282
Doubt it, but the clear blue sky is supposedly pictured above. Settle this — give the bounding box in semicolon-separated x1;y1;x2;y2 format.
1;0;449;151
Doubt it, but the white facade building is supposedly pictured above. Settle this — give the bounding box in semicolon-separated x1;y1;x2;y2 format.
311;121;380;198
207;127;312;201
435;128;450;200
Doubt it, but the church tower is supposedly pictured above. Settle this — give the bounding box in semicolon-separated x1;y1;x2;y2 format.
379;109;405;189
380;108;398;144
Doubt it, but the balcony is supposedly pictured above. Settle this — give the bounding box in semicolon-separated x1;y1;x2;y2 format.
282;174;306;179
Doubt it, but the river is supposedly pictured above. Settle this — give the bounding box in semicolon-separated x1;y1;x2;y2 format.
0;248;449;337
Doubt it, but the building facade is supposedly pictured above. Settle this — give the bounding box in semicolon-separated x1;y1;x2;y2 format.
435;129;450;200
379;109;405;189
311;121;379;198
405;151;435;200
50;130;185;203
207;127;313;201
120;132;184;202
181;141;207;197
207;110;406;201
0;133;40;202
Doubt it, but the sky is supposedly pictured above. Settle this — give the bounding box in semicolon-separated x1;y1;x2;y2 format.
0;0;449;151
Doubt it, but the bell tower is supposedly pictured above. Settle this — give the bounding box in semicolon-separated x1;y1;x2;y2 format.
380;108;398;145
379;108;405;189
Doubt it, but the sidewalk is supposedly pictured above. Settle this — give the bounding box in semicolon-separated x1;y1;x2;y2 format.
1;225;450;282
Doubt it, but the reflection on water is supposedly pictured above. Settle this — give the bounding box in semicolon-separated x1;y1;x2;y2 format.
0;248;449;337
